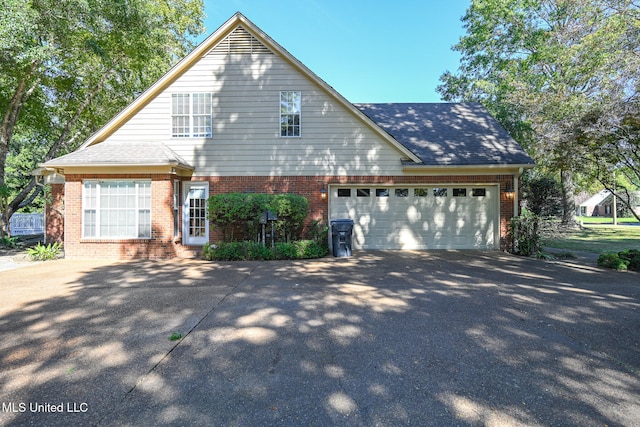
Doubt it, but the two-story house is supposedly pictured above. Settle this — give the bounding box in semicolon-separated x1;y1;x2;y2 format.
36;12;534;259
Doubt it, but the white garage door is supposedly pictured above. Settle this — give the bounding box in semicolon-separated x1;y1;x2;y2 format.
329;185;498;250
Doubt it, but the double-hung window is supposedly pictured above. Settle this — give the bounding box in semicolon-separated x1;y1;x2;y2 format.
83;180;151;239
280;91;301;137
172;93;212;138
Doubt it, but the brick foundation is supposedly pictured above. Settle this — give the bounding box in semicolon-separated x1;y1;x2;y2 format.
51;174;517;259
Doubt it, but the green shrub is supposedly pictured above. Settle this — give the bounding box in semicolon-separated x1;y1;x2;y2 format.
208;193;271;241
212;242;246;260
275;242;298;259
270;194;309;241
597;253;629;271
597;250;640;272
25;242;63;261
202;243;213;260
509;213;541;256
245;242;274;260
308;219;329;245
1;236;18;248
294;240;328;258
617;249;640;272
203;240;327;261
208;193;309;242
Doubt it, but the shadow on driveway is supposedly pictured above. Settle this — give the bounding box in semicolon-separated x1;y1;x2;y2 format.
0;252;638;426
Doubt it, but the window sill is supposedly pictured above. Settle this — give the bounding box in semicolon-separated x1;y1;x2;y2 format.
170;136;213;139
81;238;154;243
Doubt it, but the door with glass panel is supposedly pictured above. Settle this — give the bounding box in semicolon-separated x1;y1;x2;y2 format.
183;182;209;246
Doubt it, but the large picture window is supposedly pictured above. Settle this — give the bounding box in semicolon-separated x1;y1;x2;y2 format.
83;180;151;239
280;91;301;137
172;93;212;138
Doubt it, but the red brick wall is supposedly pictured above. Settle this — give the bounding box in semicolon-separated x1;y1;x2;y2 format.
199;174;516;250
63;174;181;259
45;183;65;244
58;174;517;259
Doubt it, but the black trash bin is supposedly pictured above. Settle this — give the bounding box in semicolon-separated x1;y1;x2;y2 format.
331;219;354;257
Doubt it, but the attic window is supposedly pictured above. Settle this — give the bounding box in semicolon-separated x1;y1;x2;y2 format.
280;91;301;137
172;93;212;138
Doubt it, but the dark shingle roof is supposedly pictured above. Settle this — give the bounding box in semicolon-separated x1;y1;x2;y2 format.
355;103;534;167
41;141;192;169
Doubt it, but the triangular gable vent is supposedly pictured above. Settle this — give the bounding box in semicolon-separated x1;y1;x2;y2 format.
210;26;272;55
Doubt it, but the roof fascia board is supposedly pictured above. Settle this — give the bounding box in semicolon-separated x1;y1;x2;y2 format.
45;165;194;176
402;163;535;175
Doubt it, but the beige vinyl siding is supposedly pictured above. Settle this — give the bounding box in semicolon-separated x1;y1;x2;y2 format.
104;50;406;177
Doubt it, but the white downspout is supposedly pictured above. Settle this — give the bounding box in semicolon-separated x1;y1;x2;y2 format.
514;168;523;217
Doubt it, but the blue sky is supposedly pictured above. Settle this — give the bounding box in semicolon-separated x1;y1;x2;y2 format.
199;1;470;103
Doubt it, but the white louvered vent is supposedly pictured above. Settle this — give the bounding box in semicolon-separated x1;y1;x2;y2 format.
210;26;272;55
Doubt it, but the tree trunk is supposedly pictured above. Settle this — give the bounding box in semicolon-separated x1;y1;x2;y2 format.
560;168;576;225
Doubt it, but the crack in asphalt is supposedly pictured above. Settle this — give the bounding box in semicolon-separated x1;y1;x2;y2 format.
97;264;258;426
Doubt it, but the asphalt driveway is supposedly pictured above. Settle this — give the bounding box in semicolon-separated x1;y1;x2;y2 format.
0;252;638;426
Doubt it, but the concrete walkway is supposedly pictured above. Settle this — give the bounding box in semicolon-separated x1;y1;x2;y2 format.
0;252;638;426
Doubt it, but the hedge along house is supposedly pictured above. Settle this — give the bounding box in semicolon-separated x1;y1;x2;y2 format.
36;12;534;259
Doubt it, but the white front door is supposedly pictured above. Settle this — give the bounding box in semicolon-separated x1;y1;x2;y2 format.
183;182;209;246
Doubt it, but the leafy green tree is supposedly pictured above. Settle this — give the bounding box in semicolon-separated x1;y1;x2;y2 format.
522;175;563;217
438;0;639;223
207;193;310;243
0;0;205;235
577;110;640;221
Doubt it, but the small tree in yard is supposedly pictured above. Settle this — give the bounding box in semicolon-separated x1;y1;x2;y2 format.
522;176;563;218
509;212;542;256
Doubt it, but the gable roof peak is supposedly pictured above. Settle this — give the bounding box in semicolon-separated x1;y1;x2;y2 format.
76;12;421;163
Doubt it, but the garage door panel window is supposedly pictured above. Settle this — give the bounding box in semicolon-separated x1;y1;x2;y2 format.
453;188;467;197
395;188;409;197
337;188;351;197
472;188;487;197
357;189;370;197
434;188;448;197
376;189;389;197
414;188;428;197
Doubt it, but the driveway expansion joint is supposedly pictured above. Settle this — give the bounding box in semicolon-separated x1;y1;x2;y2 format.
96;263;258;426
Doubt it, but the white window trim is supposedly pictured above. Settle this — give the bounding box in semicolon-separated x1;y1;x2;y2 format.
171;93;213;138
280;90;301;137
82;180;152;240
173;180;180;238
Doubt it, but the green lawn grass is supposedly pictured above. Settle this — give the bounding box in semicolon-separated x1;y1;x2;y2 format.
543;223;640;254
576;216;639;225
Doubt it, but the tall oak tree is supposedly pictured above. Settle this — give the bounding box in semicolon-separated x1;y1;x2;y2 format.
0;0;205;235
438;0;639;222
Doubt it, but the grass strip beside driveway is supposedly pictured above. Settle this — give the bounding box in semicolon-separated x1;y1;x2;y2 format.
543;224;640;254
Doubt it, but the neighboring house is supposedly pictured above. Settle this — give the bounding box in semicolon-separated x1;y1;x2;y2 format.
35;13;535;259
577;190;613;217
577;190;640;217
